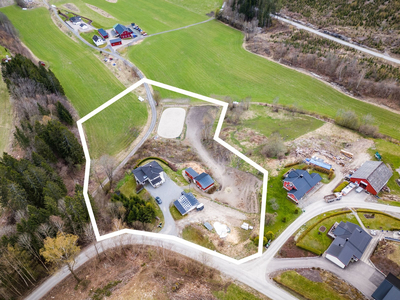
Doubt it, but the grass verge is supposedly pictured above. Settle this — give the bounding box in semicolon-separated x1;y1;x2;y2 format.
182;224;216;250
213;283;266;300
170;205;186;221
0;73;12;155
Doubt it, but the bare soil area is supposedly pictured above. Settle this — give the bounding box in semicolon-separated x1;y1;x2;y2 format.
370;240;400;278
41;245;267;300
86;4;115;19
62;3;80;12
276;236;317;258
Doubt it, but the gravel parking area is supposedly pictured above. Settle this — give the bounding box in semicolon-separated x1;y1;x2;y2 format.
157;108;186;138
66;21;94;32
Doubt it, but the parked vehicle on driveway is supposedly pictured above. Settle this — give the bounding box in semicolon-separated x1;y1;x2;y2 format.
324;192;342;203
155;196;162;204
356;187;364;193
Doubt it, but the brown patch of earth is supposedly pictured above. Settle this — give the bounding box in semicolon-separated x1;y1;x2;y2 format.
276;236;317;258
180;161;205;174
370;240;400;277
296;268;322;282
105;0;118;3
62;3;80;12
86;4;115;19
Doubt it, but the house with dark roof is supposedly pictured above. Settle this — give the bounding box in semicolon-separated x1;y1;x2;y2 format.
283;169;322;203
350;161;393;195
98;28;108;39
173;192;199;215
69;16;82;25
132;161;165;188
372;273;400;300
92;35;105;46
113;23;132;39
184;168;215;191
325;221;372;268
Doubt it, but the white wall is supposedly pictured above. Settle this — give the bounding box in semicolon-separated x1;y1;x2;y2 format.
326;254;346;268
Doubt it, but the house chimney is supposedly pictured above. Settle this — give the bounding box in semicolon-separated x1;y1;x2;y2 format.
346;238;349;241
300;174;303;178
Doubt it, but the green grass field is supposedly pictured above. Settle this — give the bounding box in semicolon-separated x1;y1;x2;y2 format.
357;211;400;230
80;31;107;48
0;73;12;155
214;284;265;300
182;225;216;250
128;20;400;140
49;0;211;34
1;6;147;158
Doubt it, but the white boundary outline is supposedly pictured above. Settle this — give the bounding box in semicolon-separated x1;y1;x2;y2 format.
77;78;268;265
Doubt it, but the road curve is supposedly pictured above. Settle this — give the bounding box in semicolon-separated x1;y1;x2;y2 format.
272;15;400;65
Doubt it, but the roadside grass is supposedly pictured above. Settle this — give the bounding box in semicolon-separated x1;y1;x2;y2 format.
170;205;186;221
369;139;400;195
49;0;209;34
265;169;301;237
1;6;148;158
242;104;324;141
128;20;400;140
80;31;107;48
296;212;359;255
274;270;355;300
357;210;400;230
0;73;12;155
213;283;266;300
182;224;216;250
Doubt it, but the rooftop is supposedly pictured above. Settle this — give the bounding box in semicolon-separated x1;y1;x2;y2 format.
351;161;392;193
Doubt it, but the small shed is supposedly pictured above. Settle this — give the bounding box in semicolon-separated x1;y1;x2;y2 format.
185;167;199;180
98;28;108;39
110;38;122;47
194;172;214;191
204;222;213;231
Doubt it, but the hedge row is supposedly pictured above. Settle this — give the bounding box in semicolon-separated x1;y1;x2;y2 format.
296;244;322;256
312;165;333;175
134;156;178;172
333;181;349;193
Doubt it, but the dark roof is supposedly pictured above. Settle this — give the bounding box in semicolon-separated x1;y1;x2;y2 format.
69;16;81;22
185;167;199;178
195;172;214;188
132;161;163;183
351;161;392;193
113;23;129;35
326;221;372;266
110;38;121;44
98;28;108;36
92;35;100;42
372;273;400;300
173;192;199;215
285;169;322;200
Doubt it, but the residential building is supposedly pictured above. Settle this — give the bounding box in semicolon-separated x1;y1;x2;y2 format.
372;273;400;300
350;161;393;195
92;35;105;46
325;221;372;268
69;16;82;25
283;169;322;203
132;160;165;188
173;192;199;215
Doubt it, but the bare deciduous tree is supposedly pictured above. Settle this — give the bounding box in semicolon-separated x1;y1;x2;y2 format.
99;154;117;189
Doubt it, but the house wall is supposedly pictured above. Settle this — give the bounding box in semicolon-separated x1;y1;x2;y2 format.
350;178;377;195
185;171;194;180
287;193;298;203
283;181;294;191
120;32;132;39
326;254;346;268
196;181;214;191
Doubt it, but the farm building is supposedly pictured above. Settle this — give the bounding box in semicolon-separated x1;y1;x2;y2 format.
110;38;122;47
92;35;105;46
372;273;400;300
283;169;322;203
113;23;133;39
132;160;165;188
98;28;108;39
350;161;392;195
173;192;199;216
325;221;372;268
184;168;215;191
69;16;82;25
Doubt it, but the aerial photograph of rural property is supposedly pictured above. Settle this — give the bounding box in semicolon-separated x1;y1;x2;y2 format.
0;0;400;299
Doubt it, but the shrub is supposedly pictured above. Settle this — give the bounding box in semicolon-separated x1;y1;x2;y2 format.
261;133;287;159
294;208;299;214
333;181;349;193
265;231;275;241
282;217;287;223
335;109;360;130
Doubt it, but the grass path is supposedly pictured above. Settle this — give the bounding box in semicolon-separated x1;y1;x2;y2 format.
0;73;12;155
1;6;147;158
128;20;400;140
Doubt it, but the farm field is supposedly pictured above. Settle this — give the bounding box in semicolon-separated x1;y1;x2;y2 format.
1;6;147;158
0;73;12;155
49;0;210;34
128;20;400;140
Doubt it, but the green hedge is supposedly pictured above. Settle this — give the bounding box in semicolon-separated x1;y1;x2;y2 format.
333;181;349;193
296;244;322;256
134;156;169;169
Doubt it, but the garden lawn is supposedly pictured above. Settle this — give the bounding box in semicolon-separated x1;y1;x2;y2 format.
296;212;359;255
128;20;400;140
357;210;400;230
274;270;354;300
170;205;186;221
1;6;147;158
80;31;106;48
49;0;209;34
0;73;12;155
214;284;265;300
369;139;400;195
182;225;216;250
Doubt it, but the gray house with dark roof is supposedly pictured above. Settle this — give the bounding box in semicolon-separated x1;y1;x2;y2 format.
69;16;82;25
350;161;392;195
372;273;400;300
283;169;322;203
173;192;199;215
132;161;165;188
325;221;372;268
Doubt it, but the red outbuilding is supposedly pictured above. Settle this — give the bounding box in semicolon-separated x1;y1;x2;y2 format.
98;28;109;39
350;161;392;195
110;38;122;47
113;24;132;39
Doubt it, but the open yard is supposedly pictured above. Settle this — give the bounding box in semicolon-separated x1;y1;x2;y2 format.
128;20;400;140
371;240;400;278
0;73;12;155
1;6;148;158
357;210;400;230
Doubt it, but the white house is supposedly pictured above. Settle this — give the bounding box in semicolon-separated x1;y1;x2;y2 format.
92;35;105;46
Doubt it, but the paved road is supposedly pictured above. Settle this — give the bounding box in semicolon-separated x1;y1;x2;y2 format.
272;14;400;65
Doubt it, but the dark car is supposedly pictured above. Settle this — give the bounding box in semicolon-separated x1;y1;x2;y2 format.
155;197;162;204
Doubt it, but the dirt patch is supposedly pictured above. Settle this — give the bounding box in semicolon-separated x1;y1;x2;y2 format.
319;226;326;232
371;240;400;277
62;3;80;12
296;268;322;282
86;4;115;19
180;162;205;175
105;0;118;3
276;236;317;258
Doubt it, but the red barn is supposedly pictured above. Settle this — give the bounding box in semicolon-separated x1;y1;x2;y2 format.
98;28;108;39
185;167;199;181
350;161;392;195
184;168;214;191
110;38;122;47
113;24;132;39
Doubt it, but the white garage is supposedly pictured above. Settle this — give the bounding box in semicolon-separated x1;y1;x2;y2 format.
157;108;186;138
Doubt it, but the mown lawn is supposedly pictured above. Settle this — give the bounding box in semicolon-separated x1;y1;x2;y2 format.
182;225;216;250
214;284;266;300
296;212;359;255
80;31;107;48
274;270;356;300
1;6;148;158
170;205;186;221
369;139;400;195
0;73;12;155
357;210;400;230
128;20;400;140
49;0;210;34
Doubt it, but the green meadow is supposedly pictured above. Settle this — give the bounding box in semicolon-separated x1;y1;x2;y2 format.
0;73;12;155
1;6;147;158
128;20;400;140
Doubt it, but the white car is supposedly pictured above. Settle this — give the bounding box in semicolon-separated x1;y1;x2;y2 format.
80;23;88;30
370;230;376;236
356;186;363;193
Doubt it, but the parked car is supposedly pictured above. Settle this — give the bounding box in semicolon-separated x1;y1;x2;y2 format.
370;230;377;236
356;187;363;193
155;196;162;204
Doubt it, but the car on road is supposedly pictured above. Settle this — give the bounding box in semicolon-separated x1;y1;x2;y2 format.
155;196;162;204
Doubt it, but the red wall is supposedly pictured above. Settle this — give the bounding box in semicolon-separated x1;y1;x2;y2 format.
350;178;377;195
196;181;214;191
185;170;194;180
120;32;132;39
111;41;122;46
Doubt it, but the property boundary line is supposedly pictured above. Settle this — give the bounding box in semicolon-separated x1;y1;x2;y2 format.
76;78;268;265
